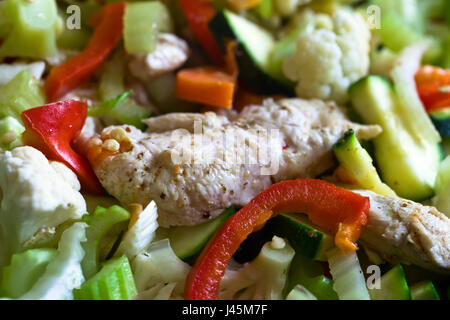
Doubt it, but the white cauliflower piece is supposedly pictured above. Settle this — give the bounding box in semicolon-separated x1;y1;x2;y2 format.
219;236;295;300
283;8;371;104
0;147;87;259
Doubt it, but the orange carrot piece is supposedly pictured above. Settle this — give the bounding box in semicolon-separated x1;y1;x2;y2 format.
176;67;236;109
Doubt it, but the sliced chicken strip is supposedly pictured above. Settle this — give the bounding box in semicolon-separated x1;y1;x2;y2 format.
88;98;381;227
354;189;450;274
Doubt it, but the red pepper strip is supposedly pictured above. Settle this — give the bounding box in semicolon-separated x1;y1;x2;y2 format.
415;65;450;112
179;0;224;66
185;179;370;300
44;2;126;102
21;100;103;195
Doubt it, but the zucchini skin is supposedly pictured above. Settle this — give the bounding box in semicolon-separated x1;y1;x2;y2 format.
430;108;450;138
208;11;294;96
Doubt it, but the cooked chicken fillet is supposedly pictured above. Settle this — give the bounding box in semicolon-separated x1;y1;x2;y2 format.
355;189;450;274
89;98;381;227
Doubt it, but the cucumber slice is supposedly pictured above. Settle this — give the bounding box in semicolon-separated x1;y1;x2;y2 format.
74;255;137;300
349;75;441;201
368;264;411;300
156;206;236;261
410;281;440;300
430;108;450;138
333;129;396;197
286;285;317;300
209;9;293;95
265;213;334;261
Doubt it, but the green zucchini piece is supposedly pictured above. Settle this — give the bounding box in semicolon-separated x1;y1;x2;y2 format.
349;75;441;201
410;281;440;300
265;213;333;261
209;9;293;95
286;253;338;300
430;108;450;138
333;129;396;197
74;255;137;300
368;264;411;300
157;206;236;261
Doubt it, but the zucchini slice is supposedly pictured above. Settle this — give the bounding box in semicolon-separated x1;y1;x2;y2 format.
410;281;440;300
265;213;334;261
368;264;411;300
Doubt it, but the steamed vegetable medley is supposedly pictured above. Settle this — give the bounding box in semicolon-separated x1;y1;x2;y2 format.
0;0;449;301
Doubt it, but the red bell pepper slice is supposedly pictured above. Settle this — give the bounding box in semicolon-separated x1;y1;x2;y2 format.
185;179;370;300
179;0;224;66
44;2;126;102
21;100;103;195
415;65;450;112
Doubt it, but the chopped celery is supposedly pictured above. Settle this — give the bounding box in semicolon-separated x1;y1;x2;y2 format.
98;51;126;101
88;92;151;130
123;2;173;54
74;255;137;300
0;70;46;122
368;264;411;300
81;206;130;279
286;285;317;300
0;116;24;150
82;194;120;216
0;0;59;59
286;253;338;300
0;1;10;39
327;247;370;300
410;281;440;300
0;248;57;298
255;0;274;19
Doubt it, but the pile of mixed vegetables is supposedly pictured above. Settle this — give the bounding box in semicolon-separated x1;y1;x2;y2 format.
0;0;449;300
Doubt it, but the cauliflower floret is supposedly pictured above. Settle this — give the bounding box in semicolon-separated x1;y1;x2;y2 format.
283;8;371;104
219;236;295;300
0;146;87;259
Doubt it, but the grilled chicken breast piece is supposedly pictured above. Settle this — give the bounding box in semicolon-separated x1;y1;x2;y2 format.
88;98;381;227
355;189;450;274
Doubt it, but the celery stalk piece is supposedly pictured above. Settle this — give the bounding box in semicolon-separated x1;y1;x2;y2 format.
123;1;174;54
326;247;370;300
74;255;137;300
255;0;274;19
0;116;25;150
0;70;46;122
0;0;59;59
432;156;450;217
0;1;11;39
0;248;57;298
81;206;130;279
98;51;127;101
88;92;151;130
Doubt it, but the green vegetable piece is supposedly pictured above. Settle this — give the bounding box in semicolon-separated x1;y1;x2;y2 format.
81;206;130;279
286;253;338;300
0;0;59;59
286;284;317;300
432;155;450;217
89;92;151;130
123;1;173;54
157;206;236;261
333;129;396;197
0;116;24;150
74;255;137;300
255;0;274;19
368;264;411;300
410;281;440;300
0;248;57;298
0;70;46;122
